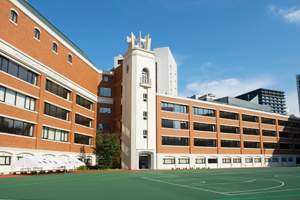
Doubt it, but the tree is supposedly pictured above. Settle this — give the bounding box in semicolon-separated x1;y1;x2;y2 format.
94;130;120;169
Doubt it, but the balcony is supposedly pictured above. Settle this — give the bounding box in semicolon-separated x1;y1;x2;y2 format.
140;77;151;88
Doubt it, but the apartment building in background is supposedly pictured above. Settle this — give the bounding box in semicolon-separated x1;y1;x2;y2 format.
1;0;300;174
236;88;287;114
297;74;300;114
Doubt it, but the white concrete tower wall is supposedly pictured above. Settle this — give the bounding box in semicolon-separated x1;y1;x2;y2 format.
297;74;300;114
121;32;156;170
154;47;178;96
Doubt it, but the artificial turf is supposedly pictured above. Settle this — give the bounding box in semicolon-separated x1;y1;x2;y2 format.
0;167;300;200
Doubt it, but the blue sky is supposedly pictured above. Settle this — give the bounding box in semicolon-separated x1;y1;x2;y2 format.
28;0;300;115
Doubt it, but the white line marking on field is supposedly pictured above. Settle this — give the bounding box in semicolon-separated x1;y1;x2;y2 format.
224;178;284;195
141;176;229;195
226;188;300;196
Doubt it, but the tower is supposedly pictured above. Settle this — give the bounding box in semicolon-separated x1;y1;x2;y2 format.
121;32;156;169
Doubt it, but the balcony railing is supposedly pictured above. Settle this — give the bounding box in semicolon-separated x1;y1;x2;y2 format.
140;77;151;88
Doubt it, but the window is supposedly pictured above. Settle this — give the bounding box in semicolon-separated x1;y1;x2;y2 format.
103;76;109;82
244;141;260;148
100;87;111;97
222;158;231;163
194;122;215;132
68;54;72;64
194;138;216;147
0;87;4;101
272;157;278;162
254;158;261;163
261;117;276;125
76;95;93;110
263;142;277;149
74;114;91;127
245;158;253;163
220;125;239;134
162;136;189;146
141;68;148;84
221;140;240;148
220;111;238;120
42;127;68;142
262;130;276;137
193;107;215;117
242;114;258;123
0;55;37;85
46;80;70;100
243;128;259;135
53;42;58;53
233;158;241;163
0;116;33;137
208;158;217;164
44;103;69;121
143;130;147;139
0;156;11;165
281;157;287;162
0;86;36;111
10;10;18;24
143;93;147;102
163;157;175;164
143;112;147;120
99;123;110;130
280;143;292;150
265;158;271;162
161;119;188;130
278;120;290;127
34;28;40;40
293;122;300;128
74;133;92;145
288;157;293;162
279;131;291;138
161;102;187;113
294;144;300;149
178;157;189;164
99;107;111;114
195;158;206;164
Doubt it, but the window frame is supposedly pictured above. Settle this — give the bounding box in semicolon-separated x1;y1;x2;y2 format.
68;54;73;64
34;28;41;41
52;42;58;53
10;9;18;24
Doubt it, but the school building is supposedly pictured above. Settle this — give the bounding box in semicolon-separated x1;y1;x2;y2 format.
0;0;300;174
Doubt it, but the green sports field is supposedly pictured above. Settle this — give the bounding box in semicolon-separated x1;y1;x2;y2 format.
1;167;300;200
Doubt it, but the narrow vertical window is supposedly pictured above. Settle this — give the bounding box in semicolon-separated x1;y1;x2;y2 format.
53;42;58;53
143;93;147;102
143;111;147;120
143;130;147;139
34;28;40;40
10;10;18;24
68;54;72;64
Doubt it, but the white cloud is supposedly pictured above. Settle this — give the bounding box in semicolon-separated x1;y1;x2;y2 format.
285;91;299;115
200;62;213;71
268;4;300;25
185;77;274;98
173;53;189;67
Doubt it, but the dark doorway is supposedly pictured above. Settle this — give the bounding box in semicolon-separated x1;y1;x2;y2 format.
139;155;150;169
296;157;300;165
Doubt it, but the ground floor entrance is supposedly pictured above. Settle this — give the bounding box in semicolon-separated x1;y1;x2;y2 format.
139;155;150;169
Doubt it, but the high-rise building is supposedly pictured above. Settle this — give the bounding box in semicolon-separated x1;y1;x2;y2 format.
297;74;300;114
235;88;287;114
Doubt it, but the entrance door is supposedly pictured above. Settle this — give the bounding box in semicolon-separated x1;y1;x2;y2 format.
139;155;149;169
296;157;300;165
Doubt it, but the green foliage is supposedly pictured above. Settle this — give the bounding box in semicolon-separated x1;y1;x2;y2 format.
77;166;89;170
93;130;120;169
